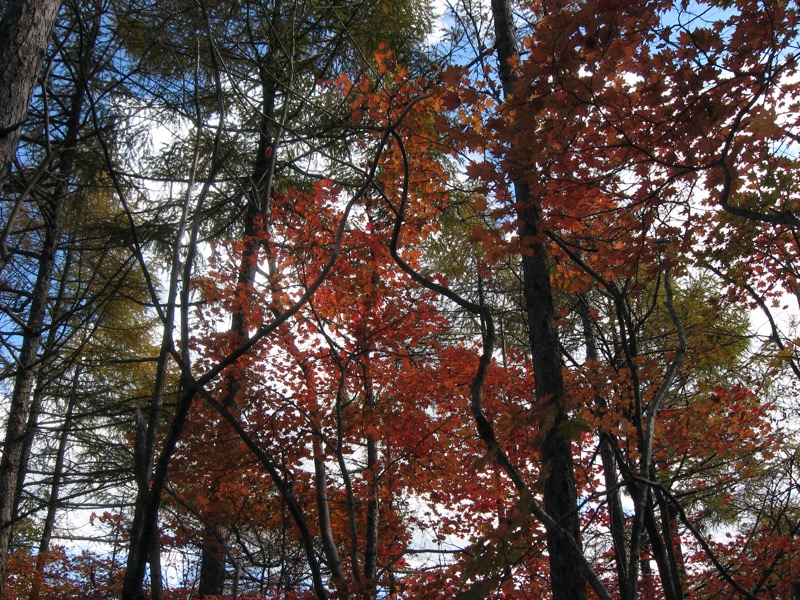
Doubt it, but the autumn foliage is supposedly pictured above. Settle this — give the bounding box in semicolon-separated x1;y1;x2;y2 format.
2;0;800;598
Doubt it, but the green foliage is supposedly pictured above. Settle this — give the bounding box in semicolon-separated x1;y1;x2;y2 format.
3;0;800;598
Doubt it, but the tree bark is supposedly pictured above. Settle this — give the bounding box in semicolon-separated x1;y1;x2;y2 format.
520;215;585;600
490;1;587;598
0;0;61;192
313;436;344;582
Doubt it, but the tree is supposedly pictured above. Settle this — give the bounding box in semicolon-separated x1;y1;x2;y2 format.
490;1;587;597
0;1;101;588
0;0;62;260
107;0;436;595
474;0;798;596
0;1;161;595
2;0;800;597
408;0;799;596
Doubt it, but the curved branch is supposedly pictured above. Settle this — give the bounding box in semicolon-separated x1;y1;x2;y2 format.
704;263;800;381
717;59;800;228
633;475;763;600
384;121;613;600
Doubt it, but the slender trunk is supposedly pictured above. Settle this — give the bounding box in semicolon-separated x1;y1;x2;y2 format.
0;189;65;592
232;561;240;599
122;379;197;599
123;343;172;599
364;435;379;584
655;486;687;598
122;154;211;597
123;166;196;597
333;369;362;581
364;373;379;592
0;6;94;580
137;410;164;600
624;270;686;600
148;526;164;600
199;52;279;596
121;27;223;585
122;107;202;600
28;368;77;600
13;248;71;520
490;1;586;597
579;295;630;595
600;436;630;593
14;372;50;523
614;438;680;600
668;504;690;600
642;492;679;600
13;232;75;522
314;436;344;581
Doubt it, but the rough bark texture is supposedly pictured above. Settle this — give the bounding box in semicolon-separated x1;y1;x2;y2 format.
0;0;61;185
490;0;587;598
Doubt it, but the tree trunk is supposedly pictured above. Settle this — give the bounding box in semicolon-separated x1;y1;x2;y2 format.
28;369;77;600
642;492;680;600
121;113;203;600
199;527;226;597
363;369;379;594
122;161;198;599
0;0;61;188
521;221;585;600
122;379;197;600
0;6;93;579
655;488;687;599
13;236;74;523
0;169;67;593
149;530;164;600
579;295;630;596
490;1;586;598
198;54;279;598
313;436;344;582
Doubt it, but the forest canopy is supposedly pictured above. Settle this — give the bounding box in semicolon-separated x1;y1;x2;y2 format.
0;0;799;598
